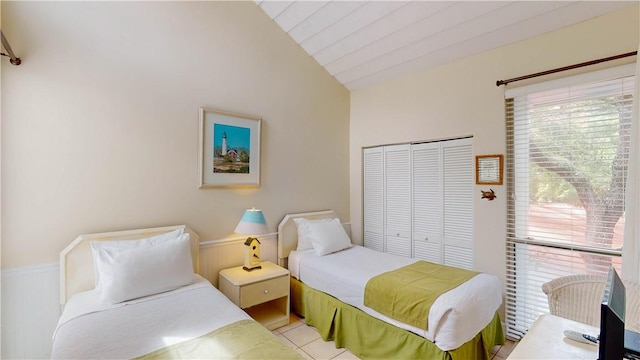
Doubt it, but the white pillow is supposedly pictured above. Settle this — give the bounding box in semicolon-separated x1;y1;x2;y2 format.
306;218;352;256
293;218;333;251
94;233;194;304
91;228;184;291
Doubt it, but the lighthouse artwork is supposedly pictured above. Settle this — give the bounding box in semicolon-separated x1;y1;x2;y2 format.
199;107;261;187
213;124;251;174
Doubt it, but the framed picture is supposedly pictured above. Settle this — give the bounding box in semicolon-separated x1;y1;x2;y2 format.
199;107;261;188
476;154;503;185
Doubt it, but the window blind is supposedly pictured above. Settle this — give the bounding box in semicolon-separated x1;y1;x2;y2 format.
505;66;635;339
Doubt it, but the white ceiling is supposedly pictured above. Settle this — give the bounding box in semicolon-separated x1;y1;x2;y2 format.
255;1;635;90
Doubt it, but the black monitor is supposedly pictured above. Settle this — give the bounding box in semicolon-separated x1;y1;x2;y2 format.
598;266;625;360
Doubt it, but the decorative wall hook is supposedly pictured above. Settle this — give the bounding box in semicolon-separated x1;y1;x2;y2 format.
1;31;22;66
481;189;496;201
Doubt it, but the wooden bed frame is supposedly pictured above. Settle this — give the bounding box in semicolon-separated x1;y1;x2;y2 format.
277;210;504;360
59;225;200;307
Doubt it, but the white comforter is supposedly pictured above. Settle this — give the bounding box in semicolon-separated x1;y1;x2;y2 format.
289;246;502;351
51;275;251;359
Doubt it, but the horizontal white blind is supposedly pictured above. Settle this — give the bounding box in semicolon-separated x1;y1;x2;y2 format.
505;64;635;99
505;71;634;339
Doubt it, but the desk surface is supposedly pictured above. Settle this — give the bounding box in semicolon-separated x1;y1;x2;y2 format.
508;314;598;359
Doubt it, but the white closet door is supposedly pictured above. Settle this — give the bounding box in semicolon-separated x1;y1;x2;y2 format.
363;147;384;252
412;142;442;263
442;138;474;269
384;144;411;257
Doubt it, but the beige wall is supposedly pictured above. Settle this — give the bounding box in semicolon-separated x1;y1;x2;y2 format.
349;5;639;283
1;1;350;269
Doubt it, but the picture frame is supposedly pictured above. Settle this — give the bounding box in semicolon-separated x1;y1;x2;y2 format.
475;154;503;185
199;107;261;188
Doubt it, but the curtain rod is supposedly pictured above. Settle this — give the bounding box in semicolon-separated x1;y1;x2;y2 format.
496;51;637;87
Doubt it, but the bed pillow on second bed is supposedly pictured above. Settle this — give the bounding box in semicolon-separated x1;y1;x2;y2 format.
293;217;333;251
303;218;351;256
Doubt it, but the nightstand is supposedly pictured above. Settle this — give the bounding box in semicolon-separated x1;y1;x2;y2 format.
218;261;290;330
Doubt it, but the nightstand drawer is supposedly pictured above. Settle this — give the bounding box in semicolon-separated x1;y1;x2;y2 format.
240;275;288;308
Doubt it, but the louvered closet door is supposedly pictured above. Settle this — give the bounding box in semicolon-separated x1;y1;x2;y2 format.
363;147;384;252
384;144;411;257
442;138;473;269
412;143;443;264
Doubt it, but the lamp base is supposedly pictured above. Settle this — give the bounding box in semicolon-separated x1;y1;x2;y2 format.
243;265;262;272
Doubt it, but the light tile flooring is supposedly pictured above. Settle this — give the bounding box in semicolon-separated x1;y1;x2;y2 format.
272;313;519;360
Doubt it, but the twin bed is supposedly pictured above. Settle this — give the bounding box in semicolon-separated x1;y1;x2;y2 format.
52;211;504;359
278;210;505;360
51;225;301;359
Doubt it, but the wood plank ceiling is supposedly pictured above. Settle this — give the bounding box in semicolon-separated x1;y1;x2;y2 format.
255;1;635;90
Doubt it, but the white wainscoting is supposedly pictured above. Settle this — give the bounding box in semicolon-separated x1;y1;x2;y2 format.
0;233;280;359
1;263;61;360
199;233;279;287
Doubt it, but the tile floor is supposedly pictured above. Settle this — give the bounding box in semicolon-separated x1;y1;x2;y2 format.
272;313;519;360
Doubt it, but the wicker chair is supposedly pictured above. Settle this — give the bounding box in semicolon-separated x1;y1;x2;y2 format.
542;274;640;332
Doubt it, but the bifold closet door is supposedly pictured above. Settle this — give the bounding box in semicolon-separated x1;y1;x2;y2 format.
363;147;384;252
384;144;411;257
412;142;443;264
363;138;473;268
442;138;473;270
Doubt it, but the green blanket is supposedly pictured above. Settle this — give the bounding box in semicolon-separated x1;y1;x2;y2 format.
364;261;477;330
135;319;303;359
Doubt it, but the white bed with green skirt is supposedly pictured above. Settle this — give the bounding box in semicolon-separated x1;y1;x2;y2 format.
52;225;302;359
278;211;505;360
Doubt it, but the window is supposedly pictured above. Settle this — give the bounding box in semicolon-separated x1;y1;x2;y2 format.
505;65;635;339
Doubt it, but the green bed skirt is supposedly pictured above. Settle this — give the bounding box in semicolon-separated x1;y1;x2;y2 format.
291;278;504;360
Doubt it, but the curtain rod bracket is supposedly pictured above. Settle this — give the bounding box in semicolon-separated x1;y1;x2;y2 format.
1;53;22;66
1;31;22;66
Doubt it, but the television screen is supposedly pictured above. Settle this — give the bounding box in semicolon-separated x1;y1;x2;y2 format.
599;267;625;360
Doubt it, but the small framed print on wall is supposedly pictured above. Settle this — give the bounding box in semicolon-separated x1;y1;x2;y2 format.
199;107;261;188
476;154;503;185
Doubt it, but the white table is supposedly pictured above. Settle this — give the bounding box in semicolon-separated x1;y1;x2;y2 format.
508;313;598;359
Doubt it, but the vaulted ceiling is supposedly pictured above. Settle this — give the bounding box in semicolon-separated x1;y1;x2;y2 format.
255;1;635;90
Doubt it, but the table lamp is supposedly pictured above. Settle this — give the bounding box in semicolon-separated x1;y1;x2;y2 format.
235;208;268;271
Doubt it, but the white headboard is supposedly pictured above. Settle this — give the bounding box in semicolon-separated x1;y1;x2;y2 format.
59;225;200;306
277;210;339;267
